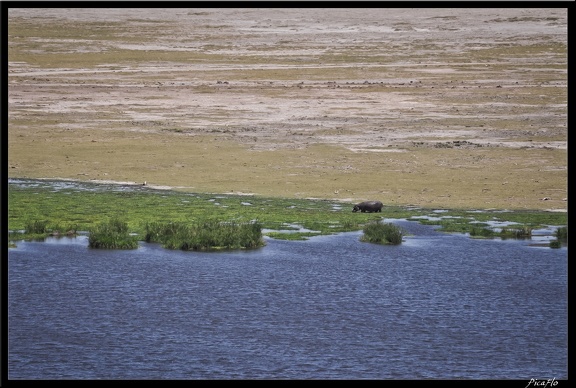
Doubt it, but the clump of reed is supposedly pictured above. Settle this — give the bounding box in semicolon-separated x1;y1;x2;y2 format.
499;226;532;239
555;226;567;242
88;218;138;249
549;240;562;249
470;226;532;239
549;226;567;249
469;227;495;238
24;219;49;234
144;220;264;251
360;221;403;245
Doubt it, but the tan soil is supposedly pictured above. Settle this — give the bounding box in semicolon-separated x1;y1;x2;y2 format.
7;8;567;210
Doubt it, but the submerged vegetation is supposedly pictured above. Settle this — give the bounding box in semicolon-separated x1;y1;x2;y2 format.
360;221;404;245
7;179;568;250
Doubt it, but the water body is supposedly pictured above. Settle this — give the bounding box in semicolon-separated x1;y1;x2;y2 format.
8;221;567;379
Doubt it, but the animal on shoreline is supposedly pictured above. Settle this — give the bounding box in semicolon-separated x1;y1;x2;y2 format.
352;201;383;213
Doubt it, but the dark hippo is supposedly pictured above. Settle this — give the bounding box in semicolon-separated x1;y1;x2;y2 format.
352;200;383;213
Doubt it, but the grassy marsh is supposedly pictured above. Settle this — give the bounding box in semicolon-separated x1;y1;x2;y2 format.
8;180;567;247
8;9;567;236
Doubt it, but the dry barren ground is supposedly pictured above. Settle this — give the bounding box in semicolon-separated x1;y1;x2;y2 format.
7;8;567;210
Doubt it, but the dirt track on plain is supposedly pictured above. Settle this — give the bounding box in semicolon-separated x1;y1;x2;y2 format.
7;8;567;210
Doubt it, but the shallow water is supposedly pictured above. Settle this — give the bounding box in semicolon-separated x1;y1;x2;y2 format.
8;220;567;380
8;177;154;193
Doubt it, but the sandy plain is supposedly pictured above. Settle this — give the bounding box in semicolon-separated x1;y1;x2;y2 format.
7;8;568;210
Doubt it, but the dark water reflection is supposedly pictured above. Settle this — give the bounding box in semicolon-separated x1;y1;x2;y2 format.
8;221;567;379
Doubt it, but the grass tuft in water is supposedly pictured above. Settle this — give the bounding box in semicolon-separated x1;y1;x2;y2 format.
549;240;562;249
360;221;403;245
555;226;567;242
144;220;264;251
500;226;532;239
469;227;495;238
548;226;567;249
88;218;138;249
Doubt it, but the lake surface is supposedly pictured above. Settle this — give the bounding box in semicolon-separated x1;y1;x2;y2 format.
8;221;567;379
